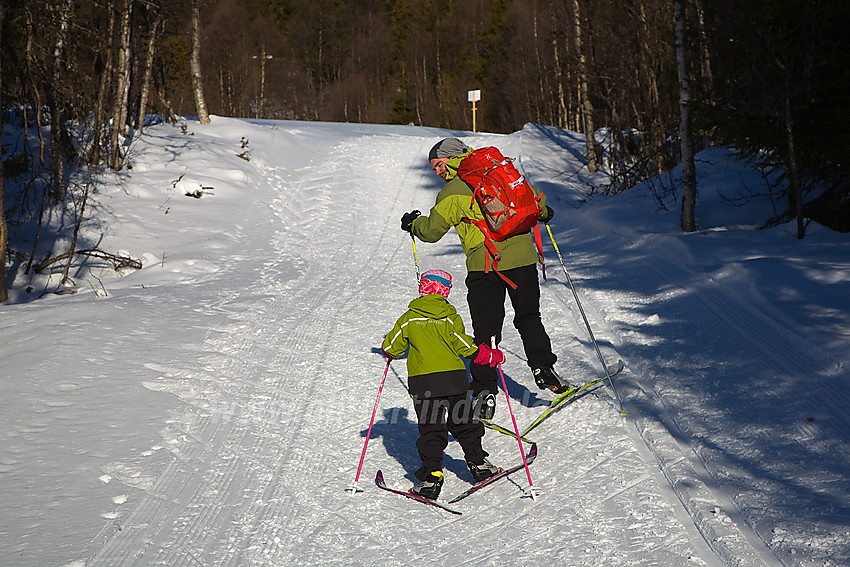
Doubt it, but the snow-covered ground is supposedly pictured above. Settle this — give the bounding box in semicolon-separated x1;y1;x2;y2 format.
1;117;848;567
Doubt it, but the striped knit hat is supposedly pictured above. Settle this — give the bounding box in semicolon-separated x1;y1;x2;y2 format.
419;269;452;298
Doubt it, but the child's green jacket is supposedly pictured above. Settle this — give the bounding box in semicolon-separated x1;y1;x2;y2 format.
382;294;478;397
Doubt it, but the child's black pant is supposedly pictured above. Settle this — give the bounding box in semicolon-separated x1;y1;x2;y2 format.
412;393;486;481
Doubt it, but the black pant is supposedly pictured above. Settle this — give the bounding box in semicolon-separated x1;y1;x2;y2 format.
412;393;486;481
466;264;557;397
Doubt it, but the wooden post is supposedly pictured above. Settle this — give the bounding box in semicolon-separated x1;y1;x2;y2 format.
468;89;481;132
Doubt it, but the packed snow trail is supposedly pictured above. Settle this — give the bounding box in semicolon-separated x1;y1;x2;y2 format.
2;118;847;567
87;120;720;566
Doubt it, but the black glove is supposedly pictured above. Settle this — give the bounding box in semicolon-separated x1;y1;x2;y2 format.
401;210;421;233
539;206;555;224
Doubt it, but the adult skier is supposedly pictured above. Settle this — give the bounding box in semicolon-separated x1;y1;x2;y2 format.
401;138;568;421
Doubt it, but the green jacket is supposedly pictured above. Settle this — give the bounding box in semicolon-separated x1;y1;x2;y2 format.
382;294;478;397
411;152;548;273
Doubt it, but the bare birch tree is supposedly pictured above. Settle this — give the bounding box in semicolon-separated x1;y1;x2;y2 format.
635;2;663;165
49;0;73;201
25;8;46;168
109;0;134;170
551;27;568;129
675;0;697;232
137;5;161;133
90;0;116;165
694;0;713;101
573;0;598;173
0;0;8;301
781;73;804;239
191;0;211;124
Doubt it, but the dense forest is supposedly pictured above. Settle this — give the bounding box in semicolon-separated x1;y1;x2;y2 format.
0;0;849;302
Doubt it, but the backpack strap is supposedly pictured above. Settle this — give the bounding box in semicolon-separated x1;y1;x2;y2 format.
465;219;547;288
532;222;546;282
462;214;521;290
460;188;546;290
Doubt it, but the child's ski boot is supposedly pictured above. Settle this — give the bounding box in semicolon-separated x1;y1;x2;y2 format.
467;459;501;483
410;470;444;500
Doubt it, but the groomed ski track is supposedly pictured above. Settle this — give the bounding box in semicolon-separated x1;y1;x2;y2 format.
6;118;847;566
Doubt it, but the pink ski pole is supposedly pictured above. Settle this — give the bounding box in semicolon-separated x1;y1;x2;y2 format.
348;359;391;494
493;337;538;500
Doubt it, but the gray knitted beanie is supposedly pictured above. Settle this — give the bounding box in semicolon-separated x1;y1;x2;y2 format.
428;138;472;161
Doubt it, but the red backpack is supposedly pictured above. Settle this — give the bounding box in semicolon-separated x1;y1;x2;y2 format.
456;146;546;288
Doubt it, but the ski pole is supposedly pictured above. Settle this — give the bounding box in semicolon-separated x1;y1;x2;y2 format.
545;223;626;415
349;358;391;495
493;337;538;500
410;233;421;282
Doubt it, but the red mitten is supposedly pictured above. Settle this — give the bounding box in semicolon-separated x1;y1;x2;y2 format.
473;344;505;367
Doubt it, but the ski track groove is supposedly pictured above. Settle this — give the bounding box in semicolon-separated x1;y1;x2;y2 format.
557;241;810;566
212;136;436;565
82;128;749;567
91;152;339;563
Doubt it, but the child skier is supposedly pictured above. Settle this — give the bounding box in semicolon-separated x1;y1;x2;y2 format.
382;269;505;500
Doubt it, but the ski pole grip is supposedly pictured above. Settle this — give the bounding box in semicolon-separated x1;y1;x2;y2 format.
490;336;502;367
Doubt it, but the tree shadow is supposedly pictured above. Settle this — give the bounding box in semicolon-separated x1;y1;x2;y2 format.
542;209;850;564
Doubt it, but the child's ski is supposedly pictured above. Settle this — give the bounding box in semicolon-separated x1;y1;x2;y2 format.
447;443;538;503
374;470;462;515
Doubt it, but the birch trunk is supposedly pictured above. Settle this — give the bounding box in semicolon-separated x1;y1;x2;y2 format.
675;0;697;232
49;0;73;201
573;0;598;172
90;0;115;165
25;9;46;167
783;85;804;239
109;0;133;170
695;0;714;100
636;3;663;165
191;0;211;125
137;9;161;132
0;0;7;301
551;31;567;129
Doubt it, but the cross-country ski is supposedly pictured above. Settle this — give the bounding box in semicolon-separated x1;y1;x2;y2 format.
374;470;462;515
447;443;538;503
483;360;625;442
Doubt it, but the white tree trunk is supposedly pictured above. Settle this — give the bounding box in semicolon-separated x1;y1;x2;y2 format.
783;85;804;239
695;0;714;100
0;0;8;302
49;0;73;200
675;0;697;232
573;0;598;173
90;0;115;165
636;3;663;166
551;30;568;129
191;0;211;125
137;9;161;132
110;0;133;170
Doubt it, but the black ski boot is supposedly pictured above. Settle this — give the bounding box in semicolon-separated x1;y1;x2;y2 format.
533;366;571;394
410;471;444;500
467;459;501;483
474;392;496;420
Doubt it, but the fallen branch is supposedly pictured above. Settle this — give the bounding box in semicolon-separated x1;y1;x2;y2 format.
33;248;142;274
